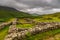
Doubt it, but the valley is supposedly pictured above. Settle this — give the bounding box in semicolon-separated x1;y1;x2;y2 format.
0;6;60;40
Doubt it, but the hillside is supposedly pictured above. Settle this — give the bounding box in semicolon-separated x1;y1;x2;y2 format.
0;6;60;40
0;6;32;22
0;6;60;22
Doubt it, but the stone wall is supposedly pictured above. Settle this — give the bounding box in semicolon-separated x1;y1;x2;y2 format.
0;18;19;30
0;21;12;30
4;22;60;40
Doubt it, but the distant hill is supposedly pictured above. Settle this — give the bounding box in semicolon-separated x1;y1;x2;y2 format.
0;6;60;22
0;6;17;11
0;6;33;18
0;6;34;22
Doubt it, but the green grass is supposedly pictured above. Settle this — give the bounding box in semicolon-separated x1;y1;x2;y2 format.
17;24;35;28
0;26;9;40
33;13;60;22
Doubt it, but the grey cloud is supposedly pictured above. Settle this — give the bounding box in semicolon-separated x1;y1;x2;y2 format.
0;0;59;9
0;0;60;15
15;0;60;8
0;0;30;10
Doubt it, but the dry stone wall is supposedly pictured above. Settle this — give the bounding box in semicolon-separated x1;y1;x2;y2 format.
0;18;19;30
0;21;12;30
4;22;60;40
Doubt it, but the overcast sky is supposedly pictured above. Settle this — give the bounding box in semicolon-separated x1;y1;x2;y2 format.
0;0;60;15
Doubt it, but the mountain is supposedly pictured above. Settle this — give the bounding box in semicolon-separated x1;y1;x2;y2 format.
0;6;60;22
0;6;33;18
0;6;33;21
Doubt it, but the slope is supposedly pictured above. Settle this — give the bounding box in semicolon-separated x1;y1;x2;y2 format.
0;6;32;22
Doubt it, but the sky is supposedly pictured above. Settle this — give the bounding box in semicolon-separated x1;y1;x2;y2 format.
0;0;60;15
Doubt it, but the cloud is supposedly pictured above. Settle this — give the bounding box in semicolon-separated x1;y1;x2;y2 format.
0;0;60;15
20;7;60;15
0;0;30;9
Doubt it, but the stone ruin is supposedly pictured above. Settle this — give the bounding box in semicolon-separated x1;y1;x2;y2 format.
4;23;28;40
4;22;60;40
1;18;60;40
0;18;19;30
0;18;59;40
0;21;12;30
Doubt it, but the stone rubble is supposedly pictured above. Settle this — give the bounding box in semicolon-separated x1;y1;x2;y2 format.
4;22;60;40
4;18;60;40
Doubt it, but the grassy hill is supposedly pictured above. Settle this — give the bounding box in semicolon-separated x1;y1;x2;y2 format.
0;6;33;22
0;6;60;22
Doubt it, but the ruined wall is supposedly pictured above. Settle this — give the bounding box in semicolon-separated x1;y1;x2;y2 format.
4;22;60;40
